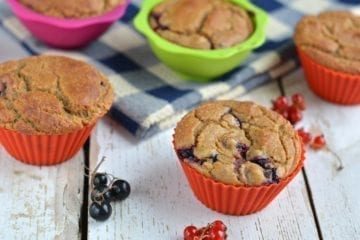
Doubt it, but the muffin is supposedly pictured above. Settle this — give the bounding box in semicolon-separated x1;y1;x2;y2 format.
19;0;125;18
294;11;360;104
173;100;304;215
0;55;113;165
134;0;267;81
149;0;254;50
7;0;130;48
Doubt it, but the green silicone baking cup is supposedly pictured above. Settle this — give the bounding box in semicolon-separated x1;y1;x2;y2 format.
134;0;268;82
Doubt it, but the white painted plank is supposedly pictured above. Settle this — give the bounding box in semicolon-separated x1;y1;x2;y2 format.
282;69;360;240
88;82;318;240
0;148;84;240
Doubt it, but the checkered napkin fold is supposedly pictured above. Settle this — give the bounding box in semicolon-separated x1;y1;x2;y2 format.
0;0;358;139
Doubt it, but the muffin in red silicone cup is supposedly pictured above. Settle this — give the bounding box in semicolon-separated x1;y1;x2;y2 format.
294;11;360;105
173;100;305;215
0;55;114;165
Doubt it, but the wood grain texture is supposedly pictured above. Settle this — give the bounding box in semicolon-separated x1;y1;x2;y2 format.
0;149;84;240
282;70;360;240
88;81;318;240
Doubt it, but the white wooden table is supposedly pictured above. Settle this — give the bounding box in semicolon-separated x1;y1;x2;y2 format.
0;69;359;240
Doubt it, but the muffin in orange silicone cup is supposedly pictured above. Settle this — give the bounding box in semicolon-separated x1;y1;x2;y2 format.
173;100;305;215
0;55;113;165
294;11;360;105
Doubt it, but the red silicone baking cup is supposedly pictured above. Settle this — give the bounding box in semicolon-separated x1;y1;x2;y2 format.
179;146;305;215
0;124;95;165
297;48;360;105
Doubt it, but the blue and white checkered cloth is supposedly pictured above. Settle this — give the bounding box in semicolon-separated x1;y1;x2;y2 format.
0;0;359;138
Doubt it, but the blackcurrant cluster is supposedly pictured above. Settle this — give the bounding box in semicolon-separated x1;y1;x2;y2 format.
89;159;131;221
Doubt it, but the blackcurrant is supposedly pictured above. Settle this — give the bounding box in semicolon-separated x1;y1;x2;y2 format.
93;173;108;187
91;186;112;203
110;179;131;201
89;201;112;221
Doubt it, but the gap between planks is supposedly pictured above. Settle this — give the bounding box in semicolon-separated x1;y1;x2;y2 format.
277;77;323;240
80;139;90;240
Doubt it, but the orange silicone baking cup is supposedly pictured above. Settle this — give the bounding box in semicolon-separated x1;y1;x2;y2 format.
297;48;360;105
179;145;305;215
0;124;95;165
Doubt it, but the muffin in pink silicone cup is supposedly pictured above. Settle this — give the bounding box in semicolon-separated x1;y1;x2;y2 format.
173;100;305;215
0;55;113;165
6;0;130;48
294;11;360;105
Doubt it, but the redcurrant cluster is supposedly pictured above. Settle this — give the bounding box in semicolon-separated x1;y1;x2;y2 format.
184;220;227;240
271;93;326;151
297;128;326;150
271;93;305;125
89;158;131;221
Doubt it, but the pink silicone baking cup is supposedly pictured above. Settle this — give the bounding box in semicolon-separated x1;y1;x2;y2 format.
0;124;95;165
297;48;360;105
6;0;130;48
178;145;305;215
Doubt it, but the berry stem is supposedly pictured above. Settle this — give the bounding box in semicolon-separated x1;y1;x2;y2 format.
198;224;211;240
90;156;107;193
106;173;118;184
92;156;106;176
84;157;106;177
325;146;344;171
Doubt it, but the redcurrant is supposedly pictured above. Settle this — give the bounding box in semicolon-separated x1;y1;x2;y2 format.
183;221;227;240
212;220;227;232
196;227;206;239
280;110;289;120
208;228;226;239
292;93;306;110
184;225;197;240
311;135;326;150
297;128;312;145
287;106;303;125
272;96;288;113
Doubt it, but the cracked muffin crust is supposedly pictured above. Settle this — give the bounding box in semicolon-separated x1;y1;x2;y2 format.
0;55;113;135
150;0;254;50
294;11;360;74
173;100;302;186
19;0;124;18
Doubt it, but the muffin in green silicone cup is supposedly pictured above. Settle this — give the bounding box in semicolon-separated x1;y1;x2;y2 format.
134;0;268;82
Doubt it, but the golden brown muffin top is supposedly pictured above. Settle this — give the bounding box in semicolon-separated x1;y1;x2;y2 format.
150;0;254;50
0;55;113;135
173;100;302;186
19;0;124;18
294;11;360;74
